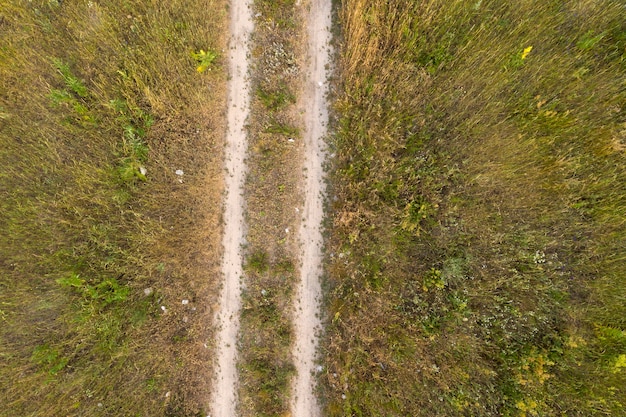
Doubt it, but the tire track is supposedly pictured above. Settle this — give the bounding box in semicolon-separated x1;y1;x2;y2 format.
291;0;333;415
209;0;253;414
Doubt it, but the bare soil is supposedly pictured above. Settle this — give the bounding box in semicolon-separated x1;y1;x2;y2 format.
290;0;333;415
209;0;254;414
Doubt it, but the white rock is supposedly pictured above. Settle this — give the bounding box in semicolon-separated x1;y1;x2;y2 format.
182;299;189;305
139;166;147;176
175;169;184;176
285;228;290;233
288;138;295;143
144;287;153;296
160;305;167;312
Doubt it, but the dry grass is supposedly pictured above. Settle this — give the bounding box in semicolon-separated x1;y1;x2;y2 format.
0;0;227;415
322;0;625;415
236;0;308;415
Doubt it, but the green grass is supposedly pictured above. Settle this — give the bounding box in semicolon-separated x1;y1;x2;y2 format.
322;0;626;415
0;0;227;415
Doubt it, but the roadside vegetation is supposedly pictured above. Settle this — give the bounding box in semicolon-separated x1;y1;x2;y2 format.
322;0;625;415
0;1;227;415
237;0;305;414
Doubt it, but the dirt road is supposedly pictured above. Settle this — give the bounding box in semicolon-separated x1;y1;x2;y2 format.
290;0;333;415
210;0;331;414
209;0;253;415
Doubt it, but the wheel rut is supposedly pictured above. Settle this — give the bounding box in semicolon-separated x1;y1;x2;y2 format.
209;0;253;414
290;0;333;416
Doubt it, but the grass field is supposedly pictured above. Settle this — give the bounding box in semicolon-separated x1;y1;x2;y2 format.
0;1;227;415
3;0;625;415
322;0;625;415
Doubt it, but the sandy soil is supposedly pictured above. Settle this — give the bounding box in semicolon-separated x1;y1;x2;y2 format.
209;0;253;415
290;0;333;415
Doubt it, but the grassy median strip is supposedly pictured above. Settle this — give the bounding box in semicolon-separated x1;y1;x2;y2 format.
322;0;625;415
0;1;227;415
237;0;305;414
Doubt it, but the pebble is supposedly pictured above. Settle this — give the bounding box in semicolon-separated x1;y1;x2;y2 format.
182;299;189;305
175;169;184;176
144;287;153;296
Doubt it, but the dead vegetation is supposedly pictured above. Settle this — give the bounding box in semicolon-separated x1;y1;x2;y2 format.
322;0;626;415
0;0;227;415
236;0;309;415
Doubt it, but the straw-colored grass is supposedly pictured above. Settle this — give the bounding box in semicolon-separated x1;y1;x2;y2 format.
322;0;625;415
236;0;305;414
0;1;227;415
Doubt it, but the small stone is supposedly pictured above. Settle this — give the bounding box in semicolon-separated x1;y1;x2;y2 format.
175;169;184;176
341;394;346;400
144;287;153;296
165;391;171;398
261;289;268;297
288;138;295;143
182;316;188;323
182;299;189;305
318;81;323;87
316;365;324;372
285;228;290;233
97;403;103;408
160;306;167;312
139;166;147;176
295;207;300;213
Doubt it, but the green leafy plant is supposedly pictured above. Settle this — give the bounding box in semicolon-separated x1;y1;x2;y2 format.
31;344;69;375
57;273;129;308
191;49;217;72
